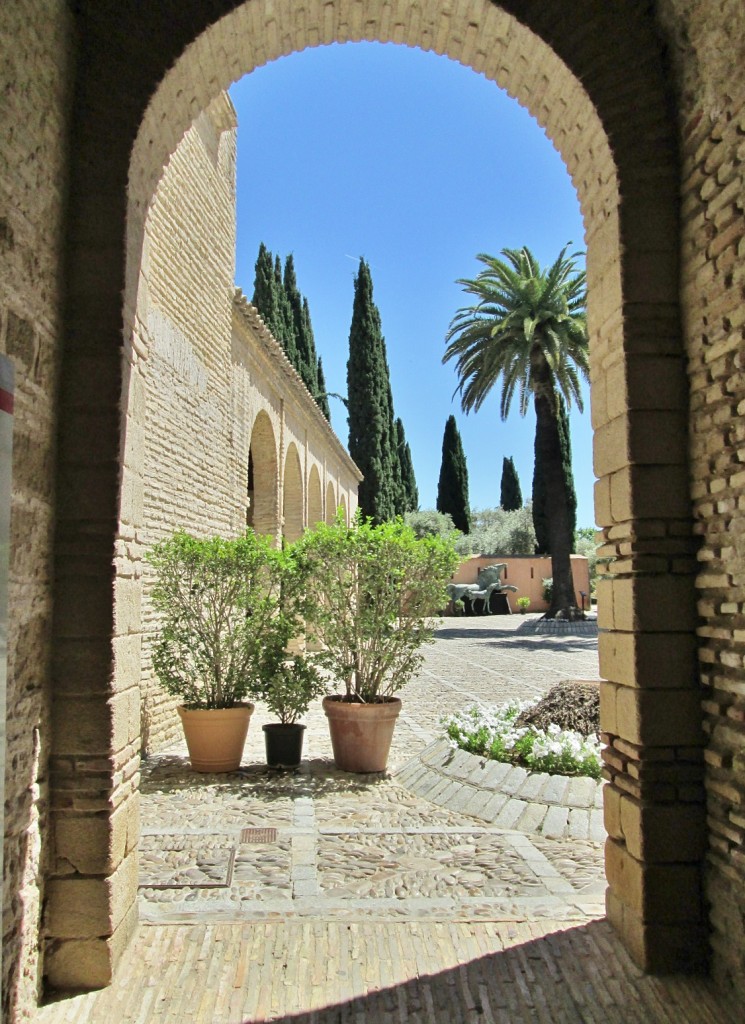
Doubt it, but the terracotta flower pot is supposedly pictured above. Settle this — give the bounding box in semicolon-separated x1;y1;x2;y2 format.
323;695;402;773
177;704;254;772
263;722;306;768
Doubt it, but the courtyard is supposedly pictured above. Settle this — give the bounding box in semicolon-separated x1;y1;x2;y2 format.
37;619;736;1023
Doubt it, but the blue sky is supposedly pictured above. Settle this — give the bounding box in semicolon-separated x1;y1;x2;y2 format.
230;42;596;528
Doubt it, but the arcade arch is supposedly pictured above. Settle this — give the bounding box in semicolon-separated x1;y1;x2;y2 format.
326;481;338;524
307;464;323;528
282;443;304;544
247;411;279;539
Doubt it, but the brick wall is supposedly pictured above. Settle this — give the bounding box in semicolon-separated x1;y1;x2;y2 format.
657;0;745;997
0;1;72;1017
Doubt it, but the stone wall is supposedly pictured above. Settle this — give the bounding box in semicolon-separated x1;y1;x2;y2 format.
657;0;745;995
139;98;360;752
0;1;71;1017
139;96;240;752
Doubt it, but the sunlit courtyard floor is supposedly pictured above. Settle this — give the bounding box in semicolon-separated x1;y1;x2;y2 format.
36;616;739;1023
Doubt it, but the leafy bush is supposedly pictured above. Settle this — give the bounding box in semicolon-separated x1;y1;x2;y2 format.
574;526;599;597
516;596;531;612
542;577;553;604
404;509;459;541
258;652;327;725
295;513;459;702
443;700;602;779
454;504;536;556
146;530;292;709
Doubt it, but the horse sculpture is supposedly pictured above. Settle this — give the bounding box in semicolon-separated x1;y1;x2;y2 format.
446;563;518;615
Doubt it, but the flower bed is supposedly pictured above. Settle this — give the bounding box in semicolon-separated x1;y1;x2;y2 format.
442;700;602;780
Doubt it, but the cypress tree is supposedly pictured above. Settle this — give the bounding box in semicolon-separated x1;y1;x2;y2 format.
252;242;283;341
252;245;330;418
532;396;575;553
396;417;419;512
284;256;320;397
316;357;331;421
500;456;523;511
273;254;296;363
437;415;470;534
346;258;398;523
300;297;321;397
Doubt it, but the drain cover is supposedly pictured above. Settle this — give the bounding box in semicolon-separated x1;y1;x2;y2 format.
240;827;278;843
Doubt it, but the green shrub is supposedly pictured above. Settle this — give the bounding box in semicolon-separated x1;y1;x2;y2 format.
146;530;292;709
295;513;459;702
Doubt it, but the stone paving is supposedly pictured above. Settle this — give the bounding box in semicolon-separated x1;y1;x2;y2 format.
135;615;605;926
36;615;741;1022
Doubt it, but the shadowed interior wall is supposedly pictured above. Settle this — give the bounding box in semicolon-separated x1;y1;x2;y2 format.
0;1;72;1017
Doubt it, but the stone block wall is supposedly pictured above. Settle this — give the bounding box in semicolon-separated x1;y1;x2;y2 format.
657;0;745;996
0;1;71;1017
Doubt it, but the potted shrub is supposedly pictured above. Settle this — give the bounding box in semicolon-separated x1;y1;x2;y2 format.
295;514;458;772
452;598;466;617
146;529;285;772
516;596;531;614
258;651;327;768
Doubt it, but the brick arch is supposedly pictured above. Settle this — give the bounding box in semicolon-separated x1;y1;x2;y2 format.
47;0;701;995
307;464;323;528
248;410;279;540
325;480;337;524
282;443;304;544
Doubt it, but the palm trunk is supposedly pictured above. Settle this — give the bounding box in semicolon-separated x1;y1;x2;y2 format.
533;391;577;619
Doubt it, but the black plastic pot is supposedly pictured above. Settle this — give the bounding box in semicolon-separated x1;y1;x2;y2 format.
262;722;306;768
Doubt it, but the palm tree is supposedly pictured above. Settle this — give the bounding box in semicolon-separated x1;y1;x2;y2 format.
443;245;589;618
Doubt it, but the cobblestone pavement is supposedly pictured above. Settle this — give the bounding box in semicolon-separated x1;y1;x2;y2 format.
36;616;740;1022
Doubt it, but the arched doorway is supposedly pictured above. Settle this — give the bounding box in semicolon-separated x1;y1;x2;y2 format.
42;0;702;996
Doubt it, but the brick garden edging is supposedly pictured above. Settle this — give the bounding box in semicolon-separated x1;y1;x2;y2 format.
397;739;605;842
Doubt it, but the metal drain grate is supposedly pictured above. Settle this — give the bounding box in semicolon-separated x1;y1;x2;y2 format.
240;827;278;843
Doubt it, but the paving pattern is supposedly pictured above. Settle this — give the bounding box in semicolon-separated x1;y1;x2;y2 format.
36;616;740;1023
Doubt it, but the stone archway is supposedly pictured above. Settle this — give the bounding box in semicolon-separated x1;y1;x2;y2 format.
282;443;304;544
40;0;703;998
307;464;323;528
248;411;279;540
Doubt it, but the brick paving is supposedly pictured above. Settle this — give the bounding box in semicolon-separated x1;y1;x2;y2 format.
36;616;739;1022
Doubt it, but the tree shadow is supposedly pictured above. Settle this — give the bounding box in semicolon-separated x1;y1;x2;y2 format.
234;919;737;1024
39;919;739;1024
435;626;598;655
